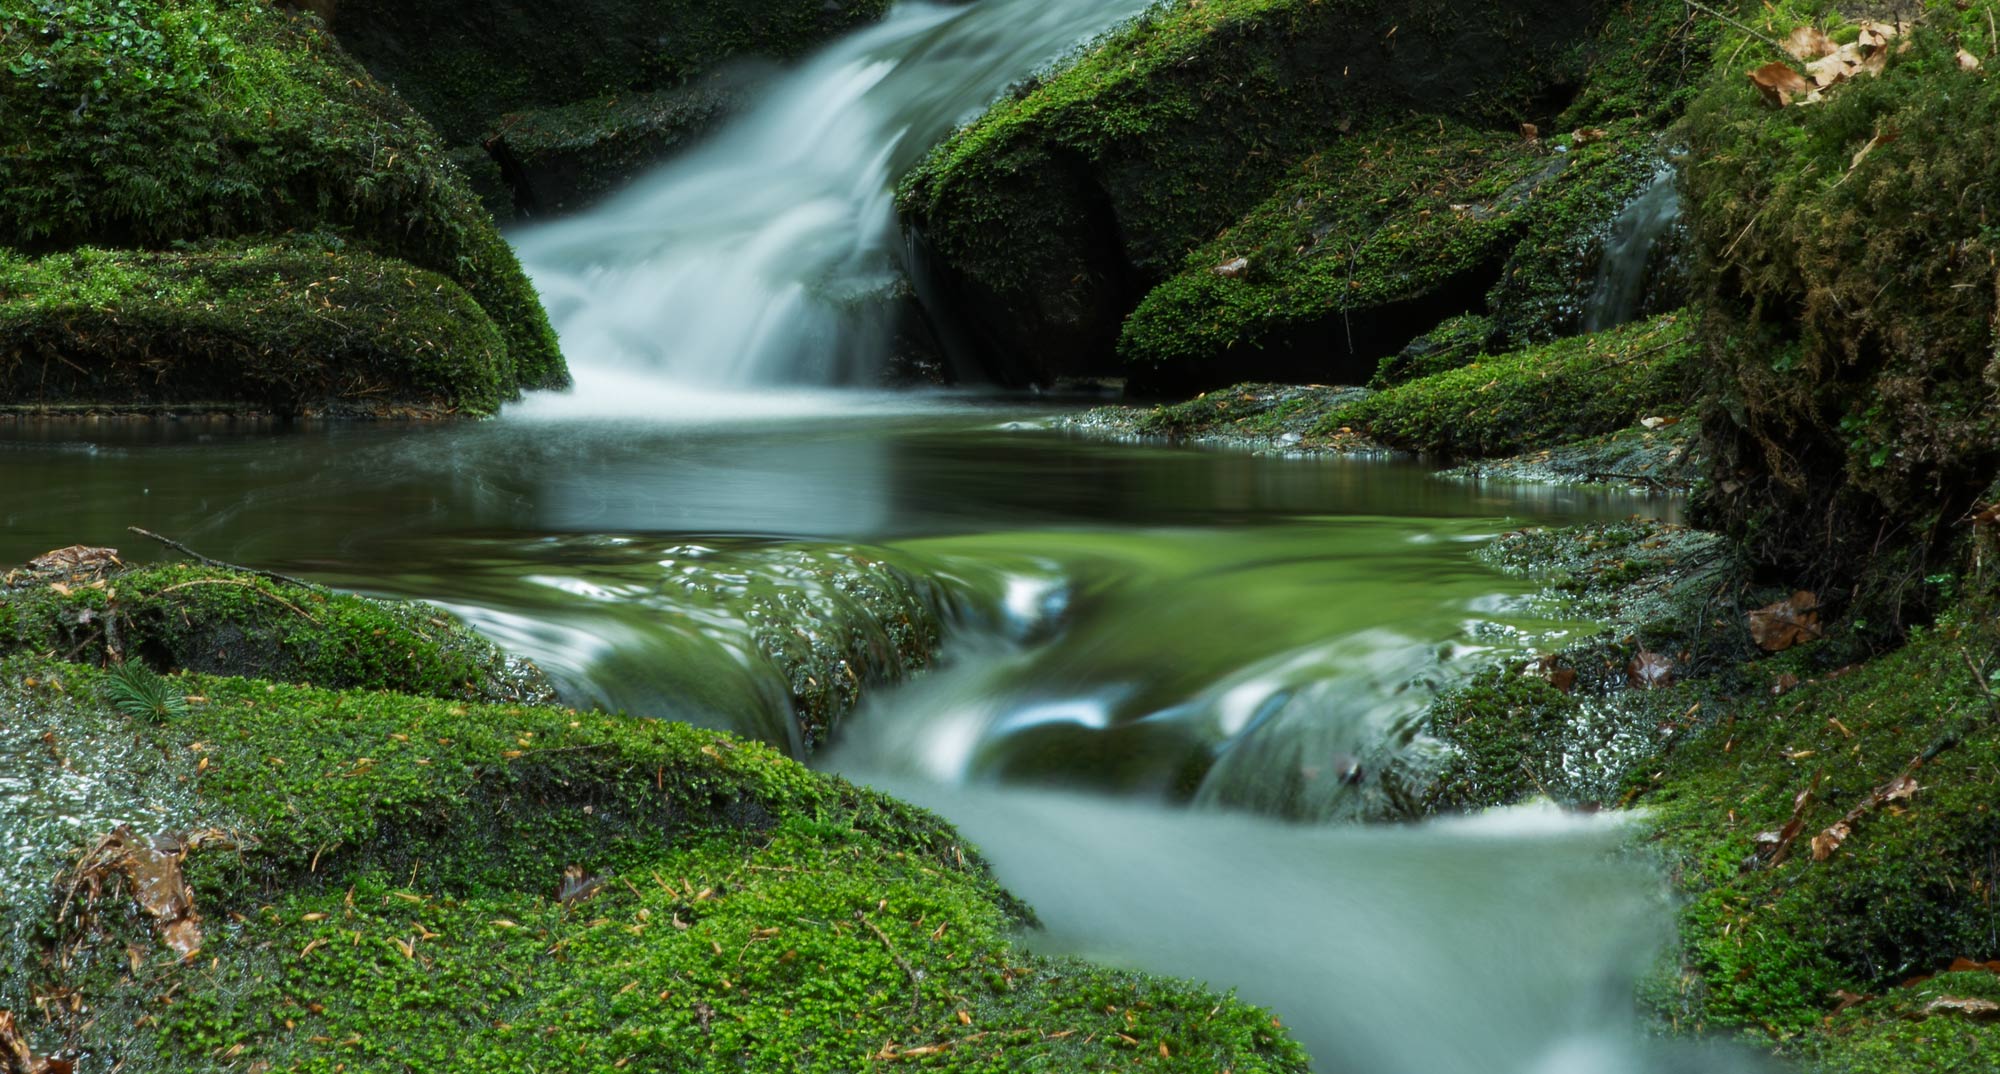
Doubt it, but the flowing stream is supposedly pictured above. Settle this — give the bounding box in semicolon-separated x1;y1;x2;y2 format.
0;2;1757;1070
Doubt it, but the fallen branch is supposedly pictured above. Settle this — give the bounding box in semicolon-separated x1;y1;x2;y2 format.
127;527;321;591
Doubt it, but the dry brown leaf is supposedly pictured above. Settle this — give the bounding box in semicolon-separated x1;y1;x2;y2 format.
1749;62;1813;107
1571;127;1607;145
1519;122;1540;142
1525;653;1578;694
1782;26;1838;60
0;1009;73;1074
1772;672;1801;695
1958;48;1982;71
1759;773;1821;867
1829;988;1873;1015
1810;821;1850;861
1212;257;1249;279
1748;591;1821;652
1925;996;2000;1022
1627;651;1675;690
1806;49;1858;88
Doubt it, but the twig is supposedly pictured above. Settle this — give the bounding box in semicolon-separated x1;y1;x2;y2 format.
1685;0;1802;68
127;527;321;591
856;910;922;1013
158;579;321;624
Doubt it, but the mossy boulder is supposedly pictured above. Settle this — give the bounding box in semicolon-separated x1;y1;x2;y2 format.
0;0;566;410
1329;309;1697;459
1685;1;2000;627
898;0;1610;386
1639;605;2000;1066
310;0;890;215
0;660;1310;1072
0;557;554;704
0;243;517;416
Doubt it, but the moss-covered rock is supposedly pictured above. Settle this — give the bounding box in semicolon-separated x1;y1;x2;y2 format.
0;0;566;406
0;558;554;704
1685;1;2000;628
1329;309;1697;458
0;660;1310;1072
1371;314;1498;388
485;80;745;217
0;242;517;416
898;0;1609;385
311;0;887;147
1639;605;2000;1064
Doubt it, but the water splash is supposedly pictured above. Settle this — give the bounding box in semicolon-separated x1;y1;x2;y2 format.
509;0;1156;416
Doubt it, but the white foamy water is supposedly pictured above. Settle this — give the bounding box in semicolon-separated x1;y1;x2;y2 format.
508;0;1156;420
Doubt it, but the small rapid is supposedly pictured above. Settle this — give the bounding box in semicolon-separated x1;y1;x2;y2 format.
508;0;1155;414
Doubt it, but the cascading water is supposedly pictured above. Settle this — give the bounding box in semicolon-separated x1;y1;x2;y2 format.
508;0;1154;416
1581;162;1684;332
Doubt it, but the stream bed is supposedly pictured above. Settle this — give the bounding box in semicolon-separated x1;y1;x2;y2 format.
0;410;1761;1073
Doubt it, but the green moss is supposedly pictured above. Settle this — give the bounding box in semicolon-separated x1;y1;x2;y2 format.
0;0;565;393
489;81;743;216
1802;972;2000;1073
897;0;1606;381
0;562;552;703
0;659;1309;1072
1685;1;2000;626
1640;606;2000;1048
1556;0;1722;129
1330;309;1696;458
1371;314;1497;387
1421;672;1584;812
1131;383;1367;440
0;241;514;415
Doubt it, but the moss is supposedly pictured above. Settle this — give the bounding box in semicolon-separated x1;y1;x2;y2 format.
0;659;1309;1072
317;0;891;147
1371;314;1497;388
1556;0;1721;129
1684;1;2000;627
1329;309;1696;458
487;81;743;216
1802;972;2000;1073
0;0;566;394
1639;605;2000;1050
1130;383;1369;440
0;562;553;704
0;242;514;416
897;0;1607;383
1420;672;1585;812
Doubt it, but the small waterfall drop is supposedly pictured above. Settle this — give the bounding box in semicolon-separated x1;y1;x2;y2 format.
1580;162;1682;333
508;0;1154;415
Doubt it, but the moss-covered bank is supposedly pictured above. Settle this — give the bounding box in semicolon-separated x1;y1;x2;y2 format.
0;0;567;412
0;546;1309;1071
1686;0;2000;628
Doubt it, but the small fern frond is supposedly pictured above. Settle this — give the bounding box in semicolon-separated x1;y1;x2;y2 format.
104;661;189;722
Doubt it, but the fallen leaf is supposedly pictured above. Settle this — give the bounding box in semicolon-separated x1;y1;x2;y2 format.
560;866;606;907
1212;257;1250;279
1571;127;1607;145
1782;26;1837;60
1925;996;2000;1022
1748;591;1821;652
1829;988;1873;1014
1772;672;1801;695
1519;122;1539;143
1627;651;1675;690
1748;62;1812;107
1849;127;1899;170
1810;821;1850;861
1958;48;1982;71
1525;653;1578;694
0;1009;73;1074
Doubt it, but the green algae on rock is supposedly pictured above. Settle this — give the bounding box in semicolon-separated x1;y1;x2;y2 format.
0;660;1311;1073
898;0;1609;386
0;0;566;409
1685;0;2000;629
0;558;554;705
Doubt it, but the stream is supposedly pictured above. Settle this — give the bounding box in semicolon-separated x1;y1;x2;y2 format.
1;1;1768;1070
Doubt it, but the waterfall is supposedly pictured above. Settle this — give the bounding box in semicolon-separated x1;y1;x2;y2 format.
1580;162;1682;333
508;0;1155;415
